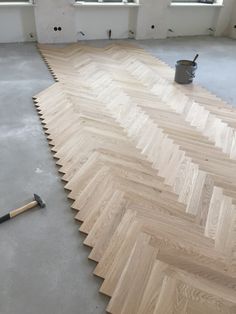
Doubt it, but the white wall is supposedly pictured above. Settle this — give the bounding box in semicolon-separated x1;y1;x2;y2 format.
229;1;236;38
135;0;168;39
0;6;36;43
167;7;219;37
0;0;235;43
215;0;235;36
75;7;136;40
34;0;137;42
135;0;225;40
34;0;77;43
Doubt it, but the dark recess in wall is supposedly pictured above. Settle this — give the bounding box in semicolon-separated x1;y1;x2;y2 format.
54;27;62;32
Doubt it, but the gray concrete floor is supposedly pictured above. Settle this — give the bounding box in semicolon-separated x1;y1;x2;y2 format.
0;36;235;314
138;36;236;107
0;43;109;314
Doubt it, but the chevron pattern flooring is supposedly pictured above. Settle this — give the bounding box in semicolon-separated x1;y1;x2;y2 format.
34;42;236;313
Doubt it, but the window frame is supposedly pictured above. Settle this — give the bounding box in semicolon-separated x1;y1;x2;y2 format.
74;0;139;7
170;0;223;7
0;0;34;5
75;0;138;4
172;0;214;2
81;0;134;2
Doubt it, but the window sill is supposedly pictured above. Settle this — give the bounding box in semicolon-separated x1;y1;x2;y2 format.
73;2;139;8
170;2;223;7
0;2;34;6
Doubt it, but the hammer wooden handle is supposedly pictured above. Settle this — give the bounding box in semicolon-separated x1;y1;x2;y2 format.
10;201;38;218
0;194;45;224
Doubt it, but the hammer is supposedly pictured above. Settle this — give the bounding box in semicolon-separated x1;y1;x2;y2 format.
0;194;46;224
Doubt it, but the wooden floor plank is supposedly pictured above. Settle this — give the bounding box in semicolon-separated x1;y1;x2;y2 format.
35;42;236;313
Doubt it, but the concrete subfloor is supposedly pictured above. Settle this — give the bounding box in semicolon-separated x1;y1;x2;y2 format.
0;36;235;314
0;43;109;314
138;36;236;107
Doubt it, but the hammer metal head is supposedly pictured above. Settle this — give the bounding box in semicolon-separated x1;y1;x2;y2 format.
34;194;46;208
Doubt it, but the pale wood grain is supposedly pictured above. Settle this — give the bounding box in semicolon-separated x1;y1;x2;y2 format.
34;42;236;313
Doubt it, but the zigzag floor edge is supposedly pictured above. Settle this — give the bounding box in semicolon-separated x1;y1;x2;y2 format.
34;43;236;314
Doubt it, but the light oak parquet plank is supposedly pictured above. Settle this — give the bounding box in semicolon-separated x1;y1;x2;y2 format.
34;43;236;313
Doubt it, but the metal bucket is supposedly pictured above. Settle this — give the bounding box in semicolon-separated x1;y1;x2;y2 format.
175;60;197;84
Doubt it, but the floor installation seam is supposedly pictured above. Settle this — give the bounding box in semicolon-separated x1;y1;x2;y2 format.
34;43;236;314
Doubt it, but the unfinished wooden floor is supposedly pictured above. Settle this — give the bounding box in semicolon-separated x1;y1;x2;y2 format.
34;42;236;313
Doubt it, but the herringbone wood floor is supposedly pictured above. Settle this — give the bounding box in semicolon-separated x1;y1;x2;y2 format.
34;42;236;313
